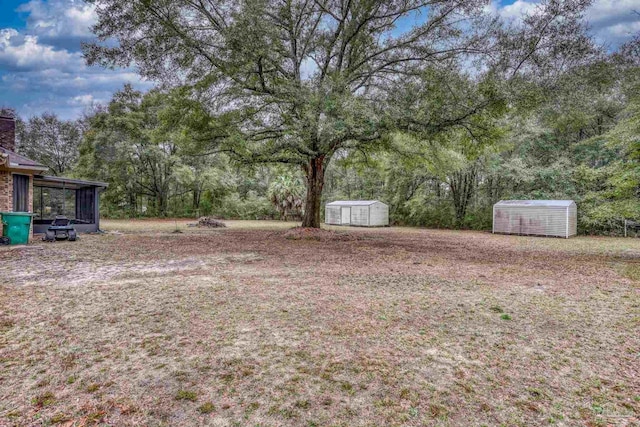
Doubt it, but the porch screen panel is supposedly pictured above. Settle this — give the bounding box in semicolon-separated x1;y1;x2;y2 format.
64;189;75;218
36;187;76;220
33;186;42;219
76;188;95;223
13;174;29;212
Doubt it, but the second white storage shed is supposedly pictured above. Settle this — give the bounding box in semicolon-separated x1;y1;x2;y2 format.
325;200;389;227
493;200;577;238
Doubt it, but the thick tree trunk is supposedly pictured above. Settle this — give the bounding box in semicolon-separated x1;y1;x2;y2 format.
157;192;168;217
450;164;478;227
301;156;325;228
128;191;137;217
192;188;201;211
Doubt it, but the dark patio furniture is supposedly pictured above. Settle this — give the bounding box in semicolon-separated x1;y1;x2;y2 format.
43;216;78;242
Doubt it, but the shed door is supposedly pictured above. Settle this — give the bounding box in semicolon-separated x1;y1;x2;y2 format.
341;207;351;225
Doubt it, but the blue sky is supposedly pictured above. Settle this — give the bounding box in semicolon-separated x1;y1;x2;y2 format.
1;0;639;120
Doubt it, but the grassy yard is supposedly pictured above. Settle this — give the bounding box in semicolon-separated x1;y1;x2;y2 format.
1;220;639;426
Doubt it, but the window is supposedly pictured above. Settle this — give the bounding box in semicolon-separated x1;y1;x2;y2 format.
13;174;29;212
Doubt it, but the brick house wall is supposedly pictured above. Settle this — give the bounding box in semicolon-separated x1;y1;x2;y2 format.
1;116;38;242
0;170;11;212
0;172;35;242
28;174;33;242
0;170;12;237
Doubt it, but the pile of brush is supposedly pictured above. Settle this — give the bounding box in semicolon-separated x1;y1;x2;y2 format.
197;217;227;228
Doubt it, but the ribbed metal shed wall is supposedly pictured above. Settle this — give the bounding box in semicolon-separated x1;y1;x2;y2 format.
493;200;577;238
325;201;389;227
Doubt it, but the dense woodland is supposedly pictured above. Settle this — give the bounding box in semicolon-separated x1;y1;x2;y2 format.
9;0;640;234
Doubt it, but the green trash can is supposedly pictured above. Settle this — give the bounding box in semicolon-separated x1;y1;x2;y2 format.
1;212;34;245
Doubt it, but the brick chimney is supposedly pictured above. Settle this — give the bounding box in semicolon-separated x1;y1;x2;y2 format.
0;116;16;152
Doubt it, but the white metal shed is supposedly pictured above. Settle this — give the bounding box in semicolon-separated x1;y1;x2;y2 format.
493;200;577;238
325;200;389;227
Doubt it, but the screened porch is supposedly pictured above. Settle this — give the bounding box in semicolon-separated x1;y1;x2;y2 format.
32;176;108;234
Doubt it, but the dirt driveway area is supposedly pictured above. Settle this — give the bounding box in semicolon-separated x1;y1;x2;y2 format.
1;220;639;426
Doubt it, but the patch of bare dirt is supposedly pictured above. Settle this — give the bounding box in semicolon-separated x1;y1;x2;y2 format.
0;221;638;427
283;226;362;241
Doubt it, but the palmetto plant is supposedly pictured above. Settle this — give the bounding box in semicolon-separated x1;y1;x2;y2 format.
268;175;305;221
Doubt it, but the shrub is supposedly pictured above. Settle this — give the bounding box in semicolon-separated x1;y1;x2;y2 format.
175;390;198;402
197;402;215;414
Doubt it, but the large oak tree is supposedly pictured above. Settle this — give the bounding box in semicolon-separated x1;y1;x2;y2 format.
85;0;593;227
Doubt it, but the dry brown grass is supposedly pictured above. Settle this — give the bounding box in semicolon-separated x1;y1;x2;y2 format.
1;220;639;426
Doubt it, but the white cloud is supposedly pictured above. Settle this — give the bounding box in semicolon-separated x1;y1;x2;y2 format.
584;0;640;46
69;94;108;107
0;25;152;120
606;20;640;36
489;0;640;47
499;0;539;21
70;94;94;105
18;0;97;45
0;28;83;72
586;0;640;24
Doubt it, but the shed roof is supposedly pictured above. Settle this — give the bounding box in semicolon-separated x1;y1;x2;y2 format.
326;200;384;206
495;200;575;207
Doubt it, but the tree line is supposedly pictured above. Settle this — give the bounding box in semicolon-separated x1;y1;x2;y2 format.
9;0;639;234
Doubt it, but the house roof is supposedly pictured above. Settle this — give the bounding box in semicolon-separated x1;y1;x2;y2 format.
326;200;384;206
495;200;575;207
34;175;108;189
0;146;48;171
